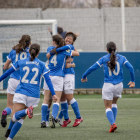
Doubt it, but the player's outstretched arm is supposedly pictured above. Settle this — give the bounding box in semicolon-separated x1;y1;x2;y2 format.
82;63;100;81
0;67;15;82
44;73;58;102
124;61;135;87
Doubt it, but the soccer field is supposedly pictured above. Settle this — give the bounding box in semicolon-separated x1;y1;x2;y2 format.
0;94;140;140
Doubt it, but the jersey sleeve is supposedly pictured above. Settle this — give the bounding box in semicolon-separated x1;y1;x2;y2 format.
7;50;13;60
96;57;104;67
11;60;19;70
123;56;128;65
42;64;50;75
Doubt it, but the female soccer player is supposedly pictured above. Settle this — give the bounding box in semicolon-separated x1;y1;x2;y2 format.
0;44;57;140
1;35;31;128
41;34;79;128
55;32;83;127
81;42;135;132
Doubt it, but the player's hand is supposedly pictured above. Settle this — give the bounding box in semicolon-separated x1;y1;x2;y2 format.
127;81;135;88
52;95;58;102
81;78;87;82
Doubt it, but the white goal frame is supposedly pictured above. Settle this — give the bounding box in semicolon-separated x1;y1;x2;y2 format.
0;20;57;92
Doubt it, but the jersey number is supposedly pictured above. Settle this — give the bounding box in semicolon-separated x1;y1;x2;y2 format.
21;66;39;84
50;55;57;66
108;61;120;76
15;52;27;62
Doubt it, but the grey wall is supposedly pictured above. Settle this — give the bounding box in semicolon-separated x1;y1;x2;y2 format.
0;8;140;52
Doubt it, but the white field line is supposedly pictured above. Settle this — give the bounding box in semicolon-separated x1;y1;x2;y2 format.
4;109;140;120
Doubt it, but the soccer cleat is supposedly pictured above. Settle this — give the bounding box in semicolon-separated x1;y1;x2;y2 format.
61;119;71;127
109;123;117;133
1;110;7;127
55;117;63;126
41;121;46;128
73;117;83;127
27;106;33;119
46;121;49;127
5;129;11;138
50;115;55;128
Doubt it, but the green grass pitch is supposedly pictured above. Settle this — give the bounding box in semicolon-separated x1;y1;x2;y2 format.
0;94;140;140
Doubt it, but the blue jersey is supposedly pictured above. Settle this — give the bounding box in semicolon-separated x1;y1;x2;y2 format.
47;46;72;77
7;48;30;80
82;53;135;85
64;44;75;75
12;57;49;98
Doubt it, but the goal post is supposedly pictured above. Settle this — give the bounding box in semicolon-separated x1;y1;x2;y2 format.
0;19;57;93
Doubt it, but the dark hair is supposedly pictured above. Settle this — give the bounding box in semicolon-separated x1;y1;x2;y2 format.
57;27;63;34
29;43;40;61
12;35;31;53
50;34;64;54
65;32;77;45
106;42;116;71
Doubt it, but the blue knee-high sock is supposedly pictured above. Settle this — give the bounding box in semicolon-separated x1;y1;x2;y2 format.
112;104;117;122
41;104;48;122
58;110;63;119
70;98;81;119
13;109;27;122
46;108;50;122
8;119;15;130
61;101;69;120
3;107;12;115
52;103;59;119
8;119;24;139
106;108;115;125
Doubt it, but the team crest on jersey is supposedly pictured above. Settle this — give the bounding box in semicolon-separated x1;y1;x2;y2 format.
66;49;70;53
45;64;49;69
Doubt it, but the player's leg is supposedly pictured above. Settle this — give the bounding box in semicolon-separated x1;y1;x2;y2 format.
65;93;83;127
1;93;13;128
112;82;123;122
49;76;63;128
51;91;62;128
6;102;26;140
112;98;118;122
7;94;39;140
1;78;19;128
56;92;67;126
102;83;117;132
41;89;51;128
46;99;52;127
64;74;82;127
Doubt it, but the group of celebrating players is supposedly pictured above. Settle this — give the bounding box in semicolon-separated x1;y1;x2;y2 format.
0;30;135;140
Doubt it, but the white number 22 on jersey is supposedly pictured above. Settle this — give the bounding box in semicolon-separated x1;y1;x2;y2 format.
21;66;39;84
109;61;120;76
50;55;57;66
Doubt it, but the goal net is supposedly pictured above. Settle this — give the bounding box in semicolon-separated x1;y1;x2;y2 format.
0;20;57;92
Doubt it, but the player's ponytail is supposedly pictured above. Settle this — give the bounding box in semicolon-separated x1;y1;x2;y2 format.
65;32;77;45
107;42;116;71
50;35;64;54
30;44;40;61
13;35;31;53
